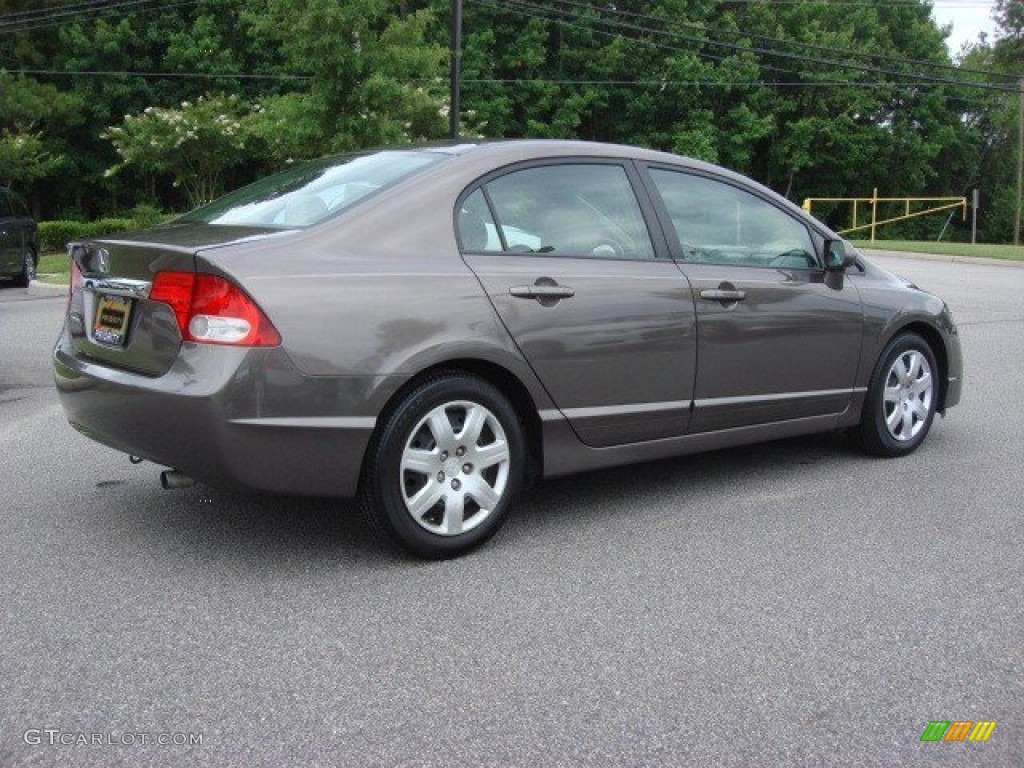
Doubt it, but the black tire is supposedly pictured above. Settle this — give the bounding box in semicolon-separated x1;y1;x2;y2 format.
360;373;525;559
12;248;36;288
851;332;939;457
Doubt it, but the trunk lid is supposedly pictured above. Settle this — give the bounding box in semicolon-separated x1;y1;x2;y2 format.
67;224;286;376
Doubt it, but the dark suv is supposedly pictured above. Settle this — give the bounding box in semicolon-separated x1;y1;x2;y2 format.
0;187;38;287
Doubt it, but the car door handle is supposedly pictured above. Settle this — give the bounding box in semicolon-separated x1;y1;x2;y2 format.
700;288;746;302
509;284;575;299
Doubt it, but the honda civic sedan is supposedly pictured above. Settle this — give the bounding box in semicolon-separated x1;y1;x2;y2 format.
54;140;962;558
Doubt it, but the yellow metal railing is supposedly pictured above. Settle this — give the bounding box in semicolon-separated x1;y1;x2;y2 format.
802;189;967;242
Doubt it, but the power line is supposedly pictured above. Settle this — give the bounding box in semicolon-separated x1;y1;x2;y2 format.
470;0;845;84
717;0;989;5
542;0;1011;84
502;0;1010;89
7;68;310;80
461;78;966;88
1;0;160;28
472;0;1016;92
0;0;200;33
0;0;127;22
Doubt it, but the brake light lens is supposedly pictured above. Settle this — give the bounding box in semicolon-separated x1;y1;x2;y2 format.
149;271;281;346
67;258;82;314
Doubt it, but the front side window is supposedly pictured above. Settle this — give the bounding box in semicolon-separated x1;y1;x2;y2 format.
461;164;655;260
650;169;817;268
176;150;446;229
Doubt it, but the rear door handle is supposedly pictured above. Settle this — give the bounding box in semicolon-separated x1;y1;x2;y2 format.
509;284;575;299
700;288;746;302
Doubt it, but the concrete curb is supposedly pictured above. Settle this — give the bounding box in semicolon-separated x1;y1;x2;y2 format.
27;280;68;297
860;248;1024;269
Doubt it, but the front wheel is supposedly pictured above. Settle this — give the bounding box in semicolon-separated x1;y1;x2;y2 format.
360;373;525;558
851;333;939;457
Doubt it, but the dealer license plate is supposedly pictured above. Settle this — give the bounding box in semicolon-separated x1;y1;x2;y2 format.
92;294;133;346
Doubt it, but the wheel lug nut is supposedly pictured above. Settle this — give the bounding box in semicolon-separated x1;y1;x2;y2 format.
463;463;473;474
437;471;445;482
451;479;461;490
440;451;448;461
456;446;466;457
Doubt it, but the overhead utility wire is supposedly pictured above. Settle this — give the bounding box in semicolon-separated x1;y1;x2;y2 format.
0;0;176;32
10;68;310;80
482;0;1010;98
499;0;1012;90
0;0;128;22
0;0;158;26
476;0;1015;92
476;0;913;86
460;78;958;88
471;0;843;83
479;0;984;113
716;0;990;5
0;0;196;32
545;0;1012;84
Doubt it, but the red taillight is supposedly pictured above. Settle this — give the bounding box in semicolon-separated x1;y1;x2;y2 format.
149;271;281;347
149;271;194;334
67;259;82;314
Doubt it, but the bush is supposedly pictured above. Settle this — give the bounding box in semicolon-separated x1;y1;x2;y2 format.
38;217;143;252
127;203;165;228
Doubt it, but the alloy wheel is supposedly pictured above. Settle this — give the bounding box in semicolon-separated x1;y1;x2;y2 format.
882;349;933;442
399;400;511;536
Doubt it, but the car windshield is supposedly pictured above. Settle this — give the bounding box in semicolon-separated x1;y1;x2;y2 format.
176;150;445;229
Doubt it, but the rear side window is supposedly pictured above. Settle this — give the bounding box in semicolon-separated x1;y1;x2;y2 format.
650;169;816;268
458;189;500;251
177;150;445;229
459;164;655;260
0;190;12;218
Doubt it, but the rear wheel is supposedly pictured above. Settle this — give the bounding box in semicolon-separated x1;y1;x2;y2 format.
360;373;525;558
12;248;36;288
851;332;938;457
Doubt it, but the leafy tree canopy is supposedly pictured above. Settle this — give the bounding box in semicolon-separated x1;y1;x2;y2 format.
0;0;1017;242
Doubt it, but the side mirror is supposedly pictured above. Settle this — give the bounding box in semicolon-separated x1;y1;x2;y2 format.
823;239;856;271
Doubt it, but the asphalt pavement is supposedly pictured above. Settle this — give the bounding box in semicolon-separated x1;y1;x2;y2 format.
0;256;1020;767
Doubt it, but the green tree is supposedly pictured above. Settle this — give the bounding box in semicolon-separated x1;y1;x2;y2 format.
944;2;1024;243
0;71;81;210
0;130;64;188
104;94;252;207
0;0;1002;233
244;0;448;153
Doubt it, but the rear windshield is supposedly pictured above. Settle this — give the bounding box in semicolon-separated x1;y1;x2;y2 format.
176;150;445;229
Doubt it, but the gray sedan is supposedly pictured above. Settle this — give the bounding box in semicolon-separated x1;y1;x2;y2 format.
54;141;962;558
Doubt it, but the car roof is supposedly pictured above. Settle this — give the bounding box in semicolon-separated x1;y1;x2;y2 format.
416;139;814;228
423;138;692;163
421;139;759;189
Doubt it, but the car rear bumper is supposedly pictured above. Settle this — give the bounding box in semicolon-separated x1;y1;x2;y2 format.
53;327;385;497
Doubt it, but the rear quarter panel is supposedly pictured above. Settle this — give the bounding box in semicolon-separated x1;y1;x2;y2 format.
194;161;558;418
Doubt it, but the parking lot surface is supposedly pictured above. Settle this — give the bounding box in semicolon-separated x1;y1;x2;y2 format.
1;255;1020;766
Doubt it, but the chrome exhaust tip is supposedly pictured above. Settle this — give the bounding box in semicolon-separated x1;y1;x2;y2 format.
160;470;194;490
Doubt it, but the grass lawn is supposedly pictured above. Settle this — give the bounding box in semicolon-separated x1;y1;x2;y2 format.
852;240;1024;261
36;251;70;285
